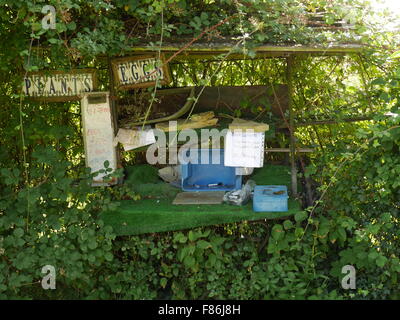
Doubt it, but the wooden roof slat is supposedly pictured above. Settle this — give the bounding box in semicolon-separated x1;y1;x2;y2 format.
128;42;363;59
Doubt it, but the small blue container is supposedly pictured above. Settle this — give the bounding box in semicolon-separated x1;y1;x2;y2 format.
181;149;242;192
253;185;288;212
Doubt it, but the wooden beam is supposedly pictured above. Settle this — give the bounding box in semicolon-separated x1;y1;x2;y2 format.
287;55;298;198
278;116;374;128
265;148;314;153
129;43;362;53
127;43;364;60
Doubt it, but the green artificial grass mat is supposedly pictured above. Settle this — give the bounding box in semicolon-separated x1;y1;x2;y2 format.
101;164;304;236
101;198;301;236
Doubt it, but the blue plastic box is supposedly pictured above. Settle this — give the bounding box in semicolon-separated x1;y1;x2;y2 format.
253;185;288;212
181;149;242;192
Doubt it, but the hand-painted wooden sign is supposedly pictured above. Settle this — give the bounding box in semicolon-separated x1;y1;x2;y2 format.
23;69;97;102
111;55;170;90
81;92;118;186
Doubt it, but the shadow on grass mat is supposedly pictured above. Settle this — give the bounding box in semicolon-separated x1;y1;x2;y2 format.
100;164;304;236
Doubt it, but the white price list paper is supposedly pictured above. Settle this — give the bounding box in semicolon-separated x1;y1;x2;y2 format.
224;130;265;168
81;92;117;186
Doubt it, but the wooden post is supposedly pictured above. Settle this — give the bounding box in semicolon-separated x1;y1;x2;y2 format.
287;55;298;197
108;57;123;184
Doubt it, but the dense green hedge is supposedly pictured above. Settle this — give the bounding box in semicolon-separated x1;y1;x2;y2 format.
1;0;400;300
1;103;400;299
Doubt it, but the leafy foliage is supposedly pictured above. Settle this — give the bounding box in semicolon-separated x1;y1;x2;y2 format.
1;0;400;300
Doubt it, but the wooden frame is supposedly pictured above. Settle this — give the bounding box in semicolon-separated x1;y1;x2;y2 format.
124;43;363;61
110;54;171;90
23;69;98;102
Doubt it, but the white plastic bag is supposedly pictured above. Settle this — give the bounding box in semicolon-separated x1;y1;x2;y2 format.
223;180;256;206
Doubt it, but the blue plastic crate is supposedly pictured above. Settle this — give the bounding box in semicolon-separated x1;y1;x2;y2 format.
253;185;288;212
181;149;242;192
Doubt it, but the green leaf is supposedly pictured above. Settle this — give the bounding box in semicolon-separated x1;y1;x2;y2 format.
295;227;304;238
337;227;347;242
379;92;391;102
160;277;168;288
206;254;217;267
295;211;308;223
174;232;187;243
13;228;24;238
376;255;387;268
48;38;58;44
31;22;41;32
88;239;97;250
368;251;379;260
178;246;193;262
188;230;195;242
105;252;113;261
271;224;284;240
390;51;400;59
371;77;386;86
68;22;77;31
197;240;211;250
283;220;294;230
188;230;203;242
183;255;195;269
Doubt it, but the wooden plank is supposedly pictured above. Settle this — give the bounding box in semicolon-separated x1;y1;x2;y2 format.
156;116;219;131
278;116;374;128
129;43;363;54
173;191;226;205
110;54;171;90
228;118;269;132
122;87;195;127
155;111;219;132
118;85;288;123
23;69;97;102
266;148;314;153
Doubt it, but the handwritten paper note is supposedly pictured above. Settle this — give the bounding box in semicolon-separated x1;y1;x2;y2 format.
113;127;156;151
224;130;265;168
81;92;117;186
